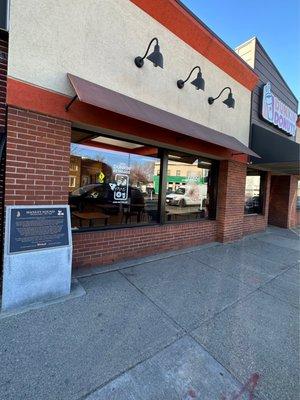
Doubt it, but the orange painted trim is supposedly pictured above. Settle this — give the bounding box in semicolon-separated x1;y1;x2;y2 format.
130;0;259;91
7;77;247;163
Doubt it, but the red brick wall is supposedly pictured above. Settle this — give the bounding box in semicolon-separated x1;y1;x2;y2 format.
216;160;247;242
5;107;71;205
243;172;271;235
6;106;274;269
72;220;217;268
0;38;8;128
268;175;297;228
288;176;298;228
0;37;8;271
4;106;218;269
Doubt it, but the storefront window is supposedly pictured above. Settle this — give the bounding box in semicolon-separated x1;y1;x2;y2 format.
244;168;265;214
164;152;218;222
297;180;300;211
69;132;160;229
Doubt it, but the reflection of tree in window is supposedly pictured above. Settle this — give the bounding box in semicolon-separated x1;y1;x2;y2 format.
69;137;161;229
130;162;155;187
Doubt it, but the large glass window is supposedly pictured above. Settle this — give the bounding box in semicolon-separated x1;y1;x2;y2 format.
69;132;160;229
297;180;300;211
163;152;218;222
69;131;219;230
244;168;265;214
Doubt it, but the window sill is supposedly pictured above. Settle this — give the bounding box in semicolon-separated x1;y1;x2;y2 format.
71;222;159;234
71;217;216;234
166;218;215;225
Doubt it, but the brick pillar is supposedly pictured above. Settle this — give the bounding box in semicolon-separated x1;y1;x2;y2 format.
216;160;247;242
0;37;8;128
0;36;8;269
5;107;71;205
268;175;298;228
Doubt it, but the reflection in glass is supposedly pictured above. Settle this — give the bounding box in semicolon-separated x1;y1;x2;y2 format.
297;180;300;211
244;169;264;214
163;152;217;222
69;134;160;229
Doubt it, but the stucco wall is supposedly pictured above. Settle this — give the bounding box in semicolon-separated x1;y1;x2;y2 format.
8;0;251;145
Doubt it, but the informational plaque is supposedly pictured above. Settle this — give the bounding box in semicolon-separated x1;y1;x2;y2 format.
9;207;69;254
2;205;72;312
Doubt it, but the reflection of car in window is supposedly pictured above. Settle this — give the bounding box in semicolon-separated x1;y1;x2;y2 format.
166;189;174;196
165;185;206;207
69;184;144;212
71;184;100;197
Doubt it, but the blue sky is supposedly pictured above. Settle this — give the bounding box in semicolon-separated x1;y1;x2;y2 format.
182;0;300;102
71;143;156;167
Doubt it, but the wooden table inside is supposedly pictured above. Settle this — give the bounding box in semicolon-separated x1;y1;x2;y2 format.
72;211;110;227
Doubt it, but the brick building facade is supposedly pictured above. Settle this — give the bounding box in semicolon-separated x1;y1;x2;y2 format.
0;31;8;275
0;0;298;276
236;38;299;231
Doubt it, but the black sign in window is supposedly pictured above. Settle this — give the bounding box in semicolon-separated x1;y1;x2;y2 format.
0;0;8;31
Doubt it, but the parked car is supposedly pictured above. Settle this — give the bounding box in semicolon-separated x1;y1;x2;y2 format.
166;189;175;195
166;185;206;207
69;183;144;212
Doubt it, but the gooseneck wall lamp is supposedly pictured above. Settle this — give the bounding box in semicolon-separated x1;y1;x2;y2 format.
134;38;164;69
208;87;235;108
177;66;205;91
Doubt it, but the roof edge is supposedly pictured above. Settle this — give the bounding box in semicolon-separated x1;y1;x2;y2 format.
130;0;259;91
176;1;257;76
235;36;257;51
236;37;298;104
255;38;298;103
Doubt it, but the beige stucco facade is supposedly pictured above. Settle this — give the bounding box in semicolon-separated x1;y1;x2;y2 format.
235;38;256;69
7;0;252;145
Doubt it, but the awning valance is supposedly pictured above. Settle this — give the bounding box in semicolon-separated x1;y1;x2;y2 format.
250;124;300;174
67;73;259;158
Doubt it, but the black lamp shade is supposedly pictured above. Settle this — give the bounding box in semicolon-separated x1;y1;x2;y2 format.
146;44;164;68
223;92;235;108
191;72;205;91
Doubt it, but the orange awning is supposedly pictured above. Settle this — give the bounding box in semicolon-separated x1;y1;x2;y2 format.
67;73;259;158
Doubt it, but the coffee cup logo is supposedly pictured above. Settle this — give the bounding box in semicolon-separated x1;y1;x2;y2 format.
261;82;297;136
262;83;274;123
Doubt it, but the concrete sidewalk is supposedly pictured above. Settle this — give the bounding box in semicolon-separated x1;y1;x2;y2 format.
0;226;299;400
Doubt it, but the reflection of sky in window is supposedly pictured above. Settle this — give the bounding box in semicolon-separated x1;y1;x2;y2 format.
71;143;157;167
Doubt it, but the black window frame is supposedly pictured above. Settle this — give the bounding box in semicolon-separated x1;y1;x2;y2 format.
296;180;300;211
163;150;219;224
244;168;266;215
0;0;8;31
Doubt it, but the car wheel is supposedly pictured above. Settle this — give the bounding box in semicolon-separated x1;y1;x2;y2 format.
178;199;186;208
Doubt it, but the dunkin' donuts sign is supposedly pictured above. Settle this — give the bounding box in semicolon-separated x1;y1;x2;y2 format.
261;82;297;136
